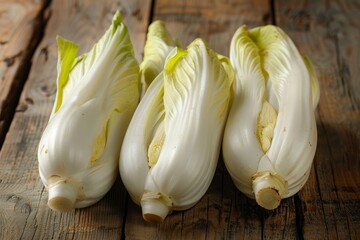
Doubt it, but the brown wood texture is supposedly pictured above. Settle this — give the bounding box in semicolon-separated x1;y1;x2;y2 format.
0;0;359;239
0;0;48;147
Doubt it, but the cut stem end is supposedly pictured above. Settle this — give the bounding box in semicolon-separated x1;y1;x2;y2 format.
48;179;77;212
252;171;287;210
141;191;173;222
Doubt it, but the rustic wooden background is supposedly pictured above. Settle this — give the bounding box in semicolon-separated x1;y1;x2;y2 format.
0;0;359;239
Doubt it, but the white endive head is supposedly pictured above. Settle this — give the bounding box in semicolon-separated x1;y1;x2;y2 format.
38;11;140;212
223;25;320;209
120;39;233;222
140;20;178;93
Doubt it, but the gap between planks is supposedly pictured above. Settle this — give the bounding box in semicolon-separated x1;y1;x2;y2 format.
0;0;52;150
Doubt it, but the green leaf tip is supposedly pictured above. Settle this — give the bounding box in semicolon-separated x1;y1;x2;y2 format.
112;10;123;27
164;38;210;74
147;20;174;46
52;10;139;116
56;35;79;53
54;35;79;113
163;47;188;74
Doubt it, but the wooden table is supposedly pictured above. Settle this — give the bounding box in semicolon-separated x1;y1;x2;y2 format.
1;0;359;239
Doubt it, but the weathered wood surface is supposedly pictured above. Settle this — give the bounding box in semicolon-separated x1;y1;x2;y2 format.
0;0;359;239
0;0;49;147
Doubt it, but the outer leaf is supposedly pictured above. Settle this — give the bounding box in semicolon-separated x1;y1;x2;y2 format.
120;74;165;203
52;36;79;115
256;26;317;188
223;26;266;196
303;55;320;108
148;39;233;208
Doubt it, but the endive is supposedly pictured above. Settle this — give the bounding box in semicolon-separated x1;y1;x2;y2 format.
38;11;140;212
140;20;178;93
223;25;320;210
120;39;233;222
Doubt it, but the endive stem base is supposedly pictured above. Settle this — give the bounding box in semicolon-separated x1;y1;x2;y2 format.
141;191;173;222
48;178;77;212
252;171;287;210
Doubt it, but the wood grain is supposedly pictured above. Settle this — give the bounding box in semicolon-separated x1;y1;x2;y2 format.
0;0;48;147
153;0;272;55
0;0;151;239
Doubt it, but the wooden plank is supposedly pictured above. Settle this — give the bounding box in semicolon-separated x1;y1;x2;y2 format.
0;0;48;147
275;0;360;36
262;198;298;239
0;0;151;239
275;0;360;238
153;0;272;55
123;0;281;238
221;163;263;240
